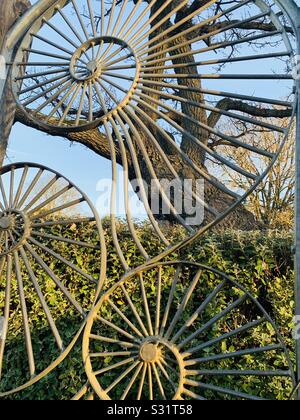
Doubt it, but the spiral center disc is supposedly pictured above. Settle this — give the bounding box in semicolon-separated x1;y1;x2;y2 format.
0;215;14;230
0;210;28;256
69;36;138;84
86;60;100;75
140;343;159;363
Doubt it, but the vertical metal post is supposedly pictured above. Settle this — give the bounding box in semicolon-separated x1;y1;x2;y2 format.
296;71;300;399
275;0;300;400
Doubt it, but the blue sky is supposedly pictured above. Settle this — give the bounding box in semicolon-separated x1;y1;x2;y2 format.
6;122;115;214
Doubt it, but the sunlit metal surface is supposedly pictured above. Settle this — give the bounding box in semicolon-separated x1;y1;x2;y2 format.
0;0;299;400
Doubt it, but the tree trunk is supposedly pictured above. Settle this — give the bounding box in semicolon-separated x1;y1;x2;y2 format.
0;0;31;165
1;0;258;230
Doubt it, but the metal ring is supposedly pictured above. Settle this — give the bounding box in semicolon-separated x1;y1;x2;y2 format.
82;261;295;400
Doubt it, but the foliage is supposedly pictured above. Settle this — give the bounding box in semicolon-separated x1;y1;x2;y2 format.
1;222;296;400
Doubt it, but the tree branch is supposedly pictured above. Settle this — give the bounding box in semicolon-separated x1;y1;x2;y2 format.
208;98;293;128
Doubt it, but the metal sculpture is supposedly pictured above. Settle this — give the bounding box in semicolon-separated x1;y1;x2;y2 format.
0;0;299;400
8;0;296;270
83;262;295;400
0;162;106;395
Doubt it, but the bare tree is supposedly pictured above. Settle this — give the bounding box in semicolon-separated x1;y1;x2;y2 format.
1;0;295;230
218;118;295;229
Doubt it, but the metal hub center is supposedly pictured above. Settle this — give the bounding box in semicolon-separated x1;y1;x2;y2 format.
0;215;14;230
0;210;29;257
140;343;159;363
86;60;99;75
69;36;138;85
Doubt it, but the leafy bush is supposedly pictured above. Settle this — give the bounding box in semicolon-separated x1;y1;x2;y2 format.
1;223;295;400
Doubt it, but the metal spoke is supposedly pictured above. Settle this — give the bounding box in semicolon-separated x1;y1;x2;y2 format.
126;103;239;200
75;83;88;125
148;363;153;400
120;105;217;217
94;357;138;376
31;231;100;250
9;167;15;209
109;116;149;259
107;298;145;338
103;118;128;270
138;85;285;138
115;111;170;245
111;0;129;38
157;360;177;391
59;83;83;125
186;369;292;377
120;284;149;337
15;68;70;81
0;176;9;209
0;163;104;394
179;294;248;350
26;183;72;215
46;82;79;121
141;52;290;73
183;389;207;400
184;379;266;401
138;79;293;108
136;5;269;56
160;266;181;336
31;217;94;228
88;82;94;122
23;48;72;62
18;71;70;96
96;316;141;343
171;281;226;344
122;107;195;233
14;250;36;377
139;273;154;336
155;267;162;336
104;360;141;394
90;351;138;358
29;197;84;221
89;334;138;349
137;363;147;400
27;236;96;285
43;19;81;50
0;256;11;379
24;242;85;316
132;95;258;180
121;363;143;400
19;247;63;351
126;0;180;48
23;176;58;213
164;269;202;340
139;29;283;64
185;317;266;355
23;76;72;108
117;0;144;40
152;363;166;400
15;168;43;210
87;0;97;38
184;344;283;366
71;0;90;41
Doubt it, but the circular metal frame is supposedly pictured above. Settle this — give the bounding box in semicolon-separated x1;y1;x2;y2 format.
0;0;299;400
83;261;296;401
0;162;107;396
12;29;141;132
4;0;298;272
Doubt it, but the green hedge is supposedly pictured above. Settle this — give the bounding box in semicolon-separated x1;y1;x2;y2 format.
1;223;296;400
